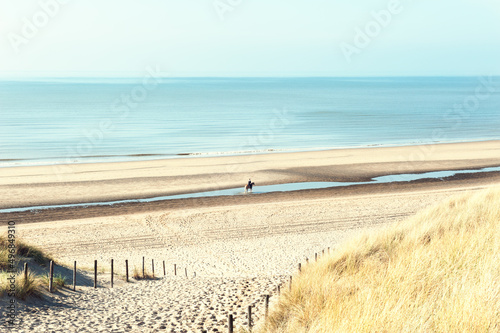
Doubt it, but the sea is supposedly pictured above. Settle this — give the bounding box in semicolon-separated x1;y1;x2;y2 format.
1;76;499;168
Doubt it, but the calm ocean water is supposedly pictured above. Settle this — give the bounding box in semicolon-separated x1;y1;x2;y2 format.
1;77;499;167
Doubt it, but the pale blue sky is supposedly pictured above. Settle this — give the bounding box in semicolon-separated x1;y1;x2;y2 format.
0;0;499;77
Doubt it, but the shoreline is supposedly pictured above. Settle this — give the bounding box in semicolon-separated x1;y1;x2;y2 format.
2;138;500;169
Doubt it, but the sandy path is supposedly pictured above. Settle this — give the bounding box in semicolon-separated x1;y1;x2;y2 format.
12;276;281;333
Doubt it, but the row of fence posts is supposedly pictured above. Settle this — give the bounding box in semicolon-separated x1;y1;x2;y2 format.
23;247;331;331
91;257;192;289
22;257;195;292
219;246;331;333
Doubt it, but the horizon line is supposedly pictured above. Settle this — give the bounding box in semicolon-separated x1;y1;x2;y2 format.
0;74;498;81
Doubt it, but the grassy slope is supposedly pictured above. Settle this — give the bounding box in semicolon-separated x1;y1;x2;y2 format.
0;236;53;270
262;187;500;332
0;236;54;299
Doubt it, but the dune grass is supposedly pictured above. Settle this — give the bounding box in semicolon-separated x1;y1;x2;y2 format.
0;271;45;300
16;240;53;266
0;247;8;271
132;266;155;280
15;272;45;300
53;274;67;288
41;273;67;292
261;187;500;332
0;235;53;269
0;236;54;299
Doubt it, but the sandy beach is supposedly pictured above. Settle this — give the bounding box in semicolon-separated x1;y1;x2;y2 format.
2;140;500;211
2;141;500;332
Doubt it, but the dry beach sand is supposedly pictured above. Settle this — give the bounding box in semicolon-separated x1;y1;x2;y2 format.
2;141;500;332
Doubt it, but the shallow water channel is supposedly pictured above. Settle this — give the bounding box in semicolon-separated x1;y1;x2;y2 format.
2;166;500;214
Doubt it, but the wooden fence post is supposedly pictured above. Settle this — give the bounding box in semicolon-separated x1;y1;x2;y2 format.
278;285;281;296
163;260;166;276
73;261;76;291
298;263;301;273
94;260;97;288
111;259;114;288
125;260;129;282
49;260;54;293
142;256;145;278
24;263;28;281
152;259;155;278
265;295;270;319
185;267;187;277
315;253;317;262
174;264;177;276
248;305;252;330
228;314;234;333
289;276;292;291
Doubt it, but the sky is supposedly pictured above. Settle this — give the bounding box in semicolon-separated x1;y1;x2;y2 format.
0;0;499;77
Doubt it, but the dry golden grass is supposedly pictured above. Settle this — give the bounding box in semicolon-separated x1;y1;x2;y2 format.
0;235;53;269
0;236;54;299
261;187;500;332
0;248;8;271
132;266;155;280
0;271;44;300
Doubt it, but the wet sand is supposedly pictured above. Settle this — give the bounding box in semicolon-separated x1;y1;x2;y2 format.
2;140;500;210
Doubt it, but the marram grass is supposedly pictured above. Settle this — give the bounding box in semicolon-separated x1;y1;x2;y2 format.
0;235;53;269
0;236;54;298
261;187;500;332
0;271;44;300
132;266;156;280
